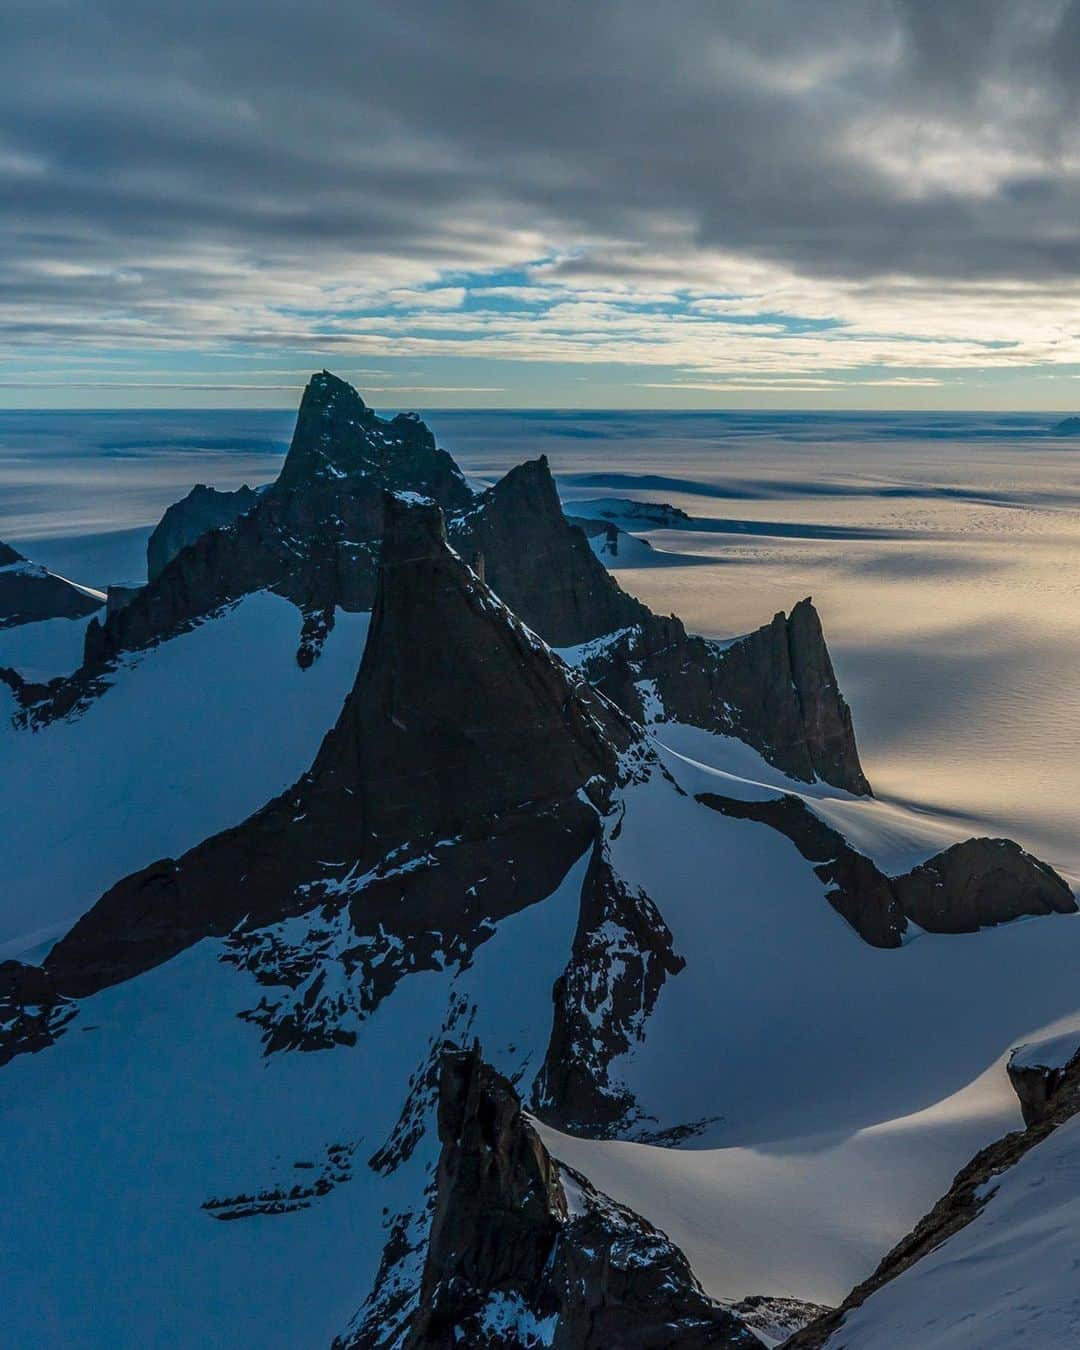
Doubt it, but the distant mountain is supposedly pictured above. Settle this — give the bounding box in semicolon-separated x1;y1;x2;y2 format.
0;539;103;629
146;482;260;581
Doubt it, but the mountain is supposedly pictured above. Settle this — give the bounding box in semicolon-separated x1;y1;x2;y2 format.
146;482;260;581
3;494;1079;1348
0;373;870;955
0;539;103;629
14;373;868;797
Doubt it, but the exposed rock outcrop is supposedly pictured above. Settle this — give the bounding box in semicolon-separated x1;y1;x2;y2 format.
351;1045;755;1350
0;542;103;628
1007;1032;1080;1126
574;599;871;795
449;457;653;648
784;1050;1080;1348
534;837;686;1134
146;482;259;580
699;792;1075;948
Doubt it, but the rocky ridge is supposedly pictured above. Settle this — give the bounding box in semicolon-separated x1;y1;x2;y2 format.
146;482;260;580
699;791;1076;947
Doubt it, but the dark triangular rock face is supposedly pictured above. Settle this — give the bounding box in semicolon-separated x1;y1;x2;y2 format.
311;494;633;833
448;456;653;648
351;1045;755;1350
0;540;103;629
146;482;260;581
26;495;637;1006
698;792;1076;947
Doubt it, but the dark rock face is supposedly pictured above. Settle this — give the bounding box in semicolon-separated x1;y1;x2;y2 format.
1007;1036;1080;1127
0;960;74;1066
363;1046;754;1350
698;793;1076;948
785;1052;1080;1348
579;600;871;795
669;599;868;795
899;838;1076;932
19;495;635;1010
146;482;259;580
82;373;472;671
310;495;633;833
0;543;103;628
535;837;686;1134
449;457;652;648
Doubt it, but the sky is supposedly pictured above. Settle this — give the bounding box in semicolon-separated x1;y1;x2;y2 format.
6;0;1080;410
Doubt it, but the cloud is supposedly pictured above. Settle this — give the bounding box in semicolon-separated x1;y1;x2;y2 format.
5;0;1080;393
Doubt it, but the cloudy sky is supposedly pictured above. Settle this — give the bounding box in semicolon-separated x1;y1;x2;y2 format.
6;0;1080;409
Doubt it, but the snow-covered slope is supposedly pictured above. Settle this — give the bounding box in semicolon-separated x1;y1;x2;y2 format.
827;1111;1080;1348
0;541;104;628
531;717;1080;1306
1;858;586;1347
0;593;368;956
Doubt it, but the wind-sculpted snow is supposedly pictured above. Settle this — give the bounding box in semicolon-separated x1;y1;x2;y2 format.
787;1050;1080;1348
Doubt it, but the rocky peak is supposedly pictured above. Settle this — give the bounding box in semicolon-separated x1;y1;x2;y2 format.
146;482;259;581
391;1045;755;1350
272;372;469;509
311;493;636;841
449;455;653;648
0;540;24;566
784;598;868;793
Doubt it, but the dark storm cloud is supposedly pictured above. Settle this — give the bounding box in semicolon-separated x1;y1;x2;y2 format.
4;0;1080;344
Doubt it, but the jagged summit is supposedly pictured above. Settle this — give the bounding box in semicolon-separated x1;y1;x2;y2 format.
0;540;22;567
273;371;470;505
